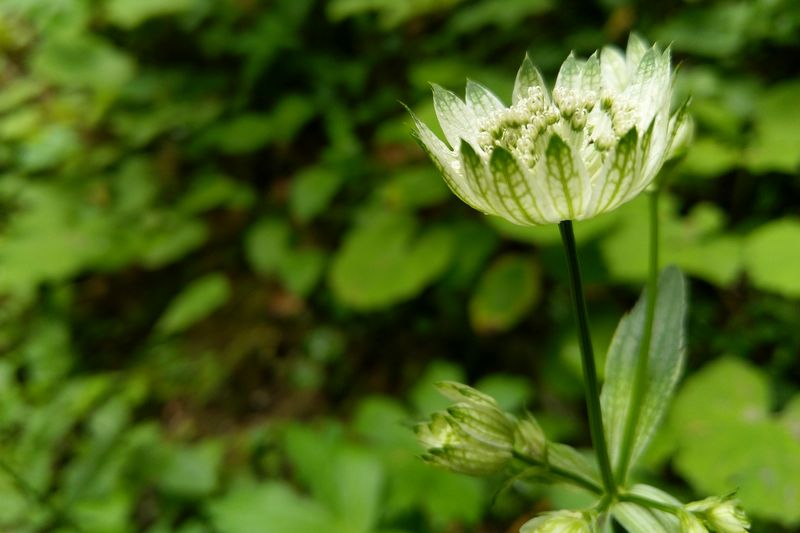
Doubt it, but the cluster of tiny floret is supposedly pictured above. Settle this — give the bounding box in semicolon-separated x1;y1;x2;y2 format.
474;86;640;168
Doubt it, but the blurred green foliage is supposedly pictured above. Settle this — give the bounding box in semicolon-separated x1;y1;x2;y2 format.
0;0;798;531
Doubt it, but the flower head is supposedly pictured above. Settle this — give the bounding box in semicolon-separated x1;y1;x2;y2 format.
686;495;750;533
519;510;595;533
409;34;689;226
415;381;515;475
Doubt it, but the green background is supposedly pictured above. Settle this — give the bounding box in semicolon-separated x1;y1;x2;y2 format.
0;0;798;531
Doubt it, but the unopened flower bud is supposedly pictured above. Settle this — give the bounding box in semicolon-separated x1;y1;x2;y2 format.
415;383;515;475
679;511;709;533
520;510;594;533
513;413;547;460
686;495;750;533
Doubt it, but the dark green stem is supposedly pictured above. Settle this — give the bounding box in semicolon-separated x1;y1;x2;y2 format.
558;220;616;497
511;449;602;495
615;191;660;483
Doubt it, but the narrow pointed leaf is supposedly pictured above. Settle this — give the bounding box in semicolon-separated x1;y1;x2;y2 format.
601;266;687;475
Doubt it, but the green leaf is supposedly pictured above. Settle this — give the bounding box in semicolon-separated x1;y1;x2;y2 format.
669;357;800;524
279;249;326;297
156;274;231;335
600;195;743;287
244;218;291;276
155;441;224;499
106;0;199;28
283;424;383;533
329;211;453;310
744;218;800;297
746;81;800;173
377;167;450;210
290;167;345;222
207;481;336;533
474;373;533;412
32;35;135;92
468;253;540;333
601;266;687;476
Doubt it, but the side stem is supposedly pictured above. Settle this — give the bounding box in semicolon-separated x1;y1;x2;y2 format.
615;190;660;483
558;220;616;496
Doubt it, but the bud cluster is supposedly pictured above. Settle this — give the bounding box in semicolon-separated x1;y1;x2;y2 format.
415;382;516;475
520;510;595;533
685;495;751;533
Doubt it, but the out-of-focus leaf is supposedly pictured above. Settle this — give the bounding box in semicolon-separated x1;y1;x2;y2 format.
207;481;336;533
744;218;800;298
670;357;800;524
656;3;752;58
208;96;314;154
289;167;345;223
679;137;740;177
156;273;231;335
106;0;200;28
244;218;291;276
746;81;800;173
474;373;533;412
468;254;540;333
377;167;450;209
329;211;454;310
600;196;743;287
155;440;224;499
32;35;135;92
280;248;326;296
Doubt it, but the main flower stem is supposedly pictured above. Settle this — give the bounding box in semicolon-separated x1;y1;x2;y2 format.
558;220;616;497
615;191;660;483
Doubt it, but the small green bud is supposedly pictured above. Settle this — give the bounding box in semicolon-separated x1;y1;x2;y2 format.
513;413;547;460
415;383;515;475
519;510;594;533
686;495;750;533
679;511;709;533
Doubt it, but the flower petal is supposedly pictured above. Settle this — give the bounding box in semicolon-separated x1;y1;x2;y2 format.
465;79;505;120
601;45;628;94
513;54;549;104
591;127;639;213
408;109;485;211
488;147;548;225
555;52;584;93
431;83;478;149
581;51;601;94
626;33;649;72
537;134;591;220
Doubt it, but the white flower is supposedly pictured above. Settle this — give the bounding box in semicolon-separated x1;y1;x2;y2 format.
409;34;690;226
686;495;750;533
519;510;595;533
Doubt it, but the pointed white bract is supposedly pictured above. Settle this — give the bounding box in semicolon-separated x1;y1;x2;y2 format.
410;35;688;226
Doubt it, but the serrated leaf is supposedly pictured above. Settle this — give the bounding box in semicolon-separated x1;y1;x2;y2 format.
601;266;686;477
